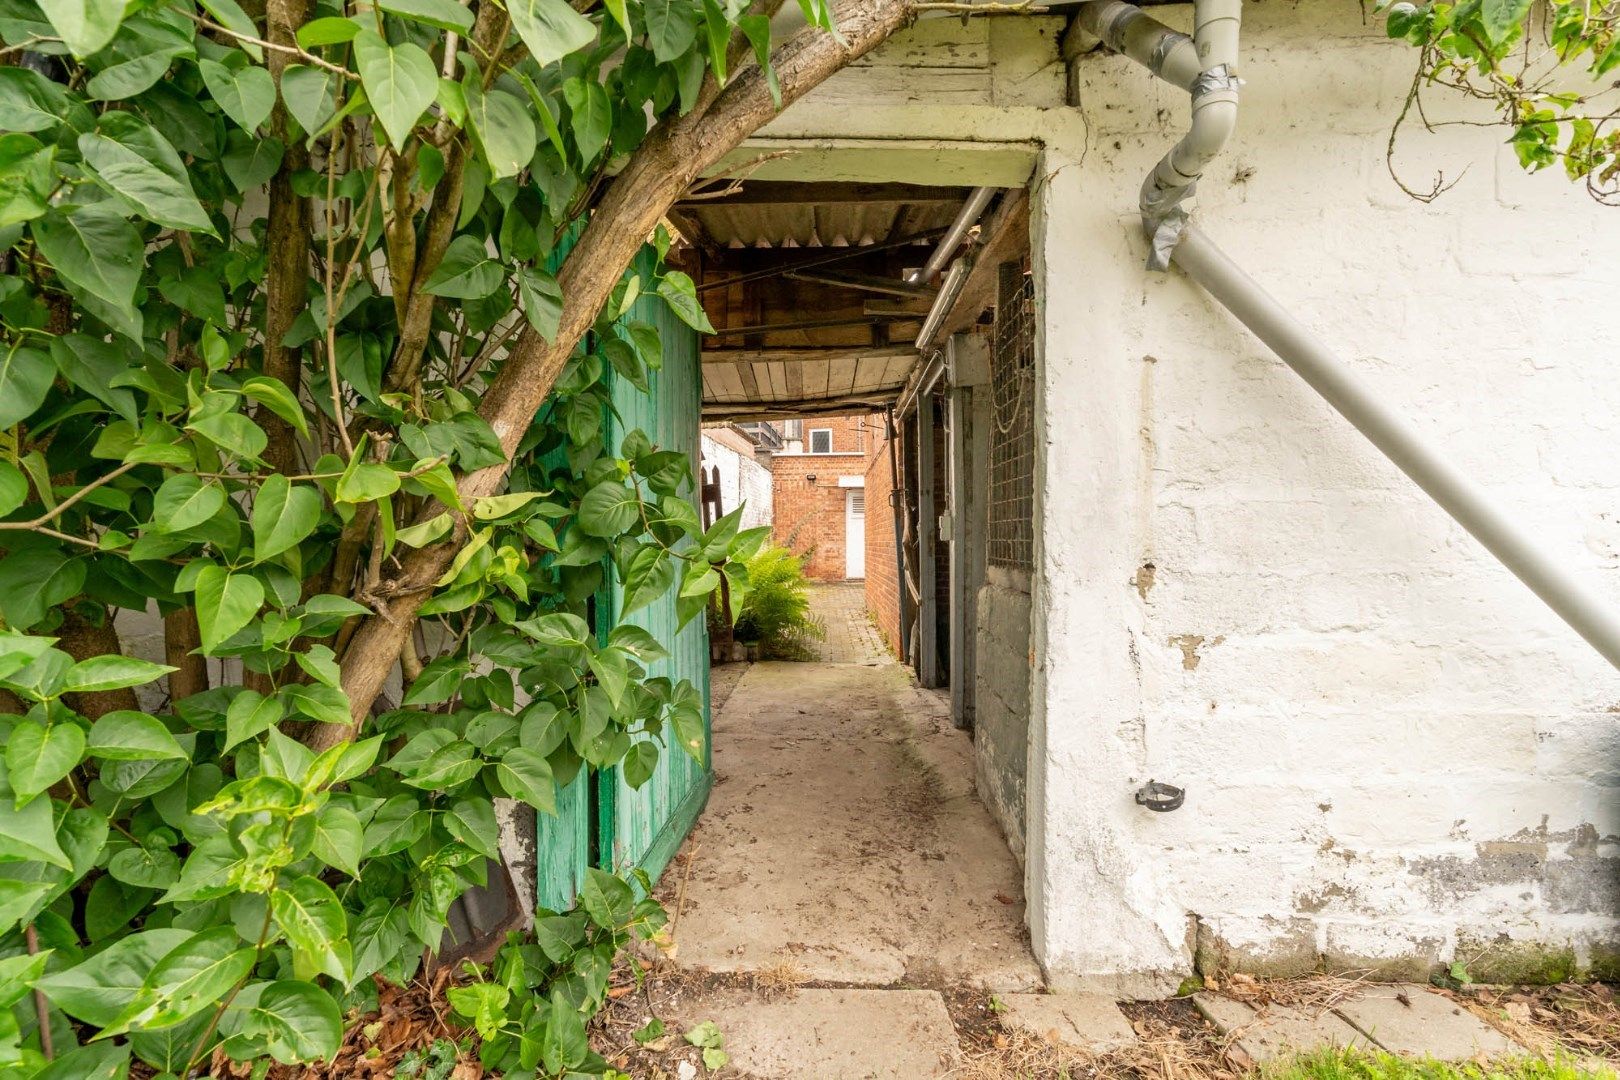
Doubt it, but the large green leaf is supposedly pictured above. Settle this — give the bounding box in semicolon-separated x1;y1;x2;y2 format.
270;875;350;984
562;76;611;163
657;271;715;333
83;14;195;101
199;57;276;132
577;480;640;537
643;0;698;61
349;900;411;985
105;925;255;1033
353;29;437;152
64;656;174;694
579;866;634;929
36;0;125;57
151;474;225;533
311;803;363;877
495;747;556;814
507;0;595;68
35;927;191;1025
1481;0;1533;43
0;67;78;132
0;462;27;518
188;408;268;460
192;564;264;653
28;1043;129;1080
0;630;56;682
30;204;143;331
48;333;140;421
421;234;504;299
378;0;473;32
252;474;322;562
0;345;54;429
226;980;343;1064
7;721;85;802
86;710;188;761
0;132;54;229
465;83;535;181
78;112;214;234
279;64;336;139
443;797;500;860
0;781;71;866
0;547;87;631
517;265;563;341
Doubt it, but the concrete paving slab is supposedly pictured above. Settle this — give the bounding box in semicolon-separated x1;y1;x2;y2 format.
999;993;1138;1050
1334;985;1521;1059
1194;993;1374;1063
691;988;961;1079
670;660;1042;990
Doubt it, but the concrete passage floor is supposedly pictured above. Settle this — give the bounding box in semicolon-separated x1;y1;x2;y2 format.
668;659;1042;991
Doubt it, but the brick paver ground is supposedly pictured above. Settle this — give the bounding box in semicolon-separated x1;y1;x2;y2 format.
803;581;888;664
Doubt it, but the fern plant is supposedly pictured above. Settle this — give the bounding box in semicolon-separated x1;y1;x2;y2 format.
732;545;823;660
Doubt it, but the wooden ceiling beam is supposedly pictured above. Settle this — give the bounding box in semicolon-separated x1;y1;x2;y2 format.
937;189;1031;339
701;344;917;366
783;269;936;299
696;229;945;292
702;392;904;423
676;181;971;209
705;314;921;338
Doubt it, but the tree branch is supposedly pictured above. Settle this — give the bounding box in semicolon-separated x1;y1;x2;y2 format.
317;0;916;747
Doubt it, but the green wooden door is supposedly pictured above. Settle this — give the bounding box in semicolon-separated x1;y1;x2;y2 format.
533;247;712;910
597;252;712;887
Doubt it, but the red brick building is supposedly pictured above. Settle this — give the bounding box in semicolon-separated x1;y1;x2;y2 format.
863;421;900;656
770;415;878;582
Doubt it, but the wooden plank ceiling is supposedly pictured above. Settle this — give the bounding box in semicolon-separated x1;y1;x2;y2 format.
673;181;978;422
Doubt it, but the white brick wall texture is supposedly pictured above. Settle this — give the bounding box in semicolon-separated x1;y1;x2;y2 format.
701;433;773;531
1029;0;1620;985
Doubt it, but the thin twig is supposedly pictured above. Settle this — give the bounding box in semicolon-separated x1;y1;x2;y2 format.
0;460;140;534
181;9;360;80
25;924;50;1060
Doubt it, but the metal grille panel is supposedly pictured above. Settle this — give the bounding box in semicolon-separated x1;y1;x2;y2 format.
988;268;1035;574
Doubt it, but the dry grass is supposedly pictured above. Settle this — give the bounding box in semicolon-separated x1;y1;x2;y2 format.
1451;984;1620;1063
1209;971;1383;1017
748;957;807;997
949;998;1242;1080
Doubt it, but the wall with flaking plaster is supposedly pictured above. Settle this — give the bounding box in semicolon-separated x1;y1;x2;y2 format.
763;0;1620;985
1034;1;1620;985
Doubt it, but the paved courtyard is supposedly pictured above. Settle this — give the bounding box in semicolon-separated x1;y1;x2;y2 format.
802;580;888;664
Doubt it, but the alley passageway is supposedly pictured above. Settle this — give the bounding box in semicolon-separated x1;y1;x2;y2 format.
646;587;1041;1076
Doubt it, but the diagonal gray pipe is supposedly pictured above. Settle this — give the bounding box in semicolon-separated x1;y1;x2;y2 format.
1076;0;1620;669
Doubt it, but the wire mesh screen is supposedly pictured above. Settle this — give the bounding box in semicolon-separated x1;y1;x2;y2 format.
988;265;1035;574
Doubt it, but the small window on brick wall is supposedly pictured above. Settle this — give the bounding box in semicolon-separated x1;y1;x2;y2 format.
808;428;832;454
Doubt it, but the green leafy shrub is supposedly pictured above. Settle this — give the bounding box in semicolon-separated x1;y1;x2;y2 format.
446;867;668;1076
0;0;797;1064
732;545;824;659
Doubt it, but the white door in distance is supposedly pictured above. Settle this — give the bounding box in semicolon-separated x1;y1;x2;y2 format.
844;488;866;579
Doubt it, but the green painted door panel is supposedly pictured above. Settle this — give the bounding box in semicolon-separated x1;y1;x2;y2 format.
530;241;712;910
598;250;712;888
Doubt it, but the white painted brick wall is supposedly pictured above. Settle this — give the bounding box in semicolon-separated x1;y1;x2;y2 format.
1033;0;1620;984
700;433;773;531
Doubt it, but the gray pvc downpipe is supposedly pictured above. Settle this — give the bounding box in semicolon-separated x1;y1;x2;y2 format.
1080;0;1620;670
1172;229;1620;670
1075;0;1240;268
